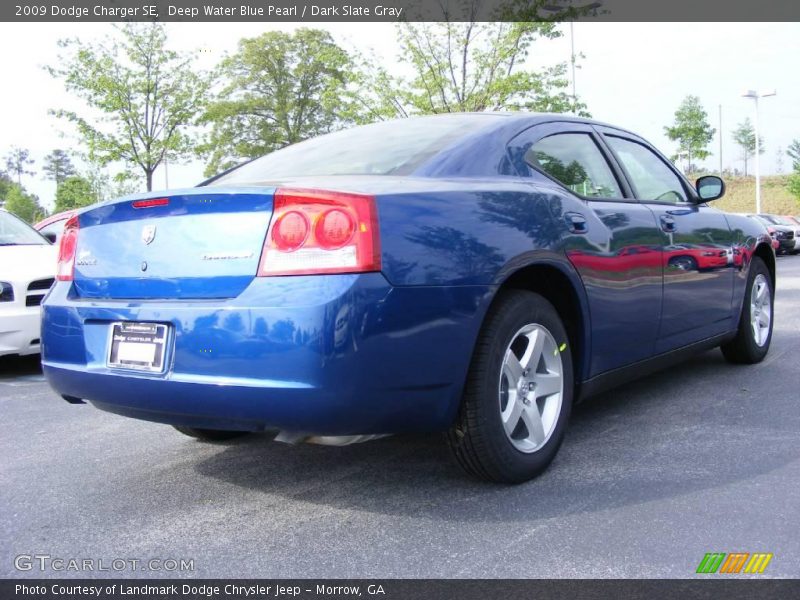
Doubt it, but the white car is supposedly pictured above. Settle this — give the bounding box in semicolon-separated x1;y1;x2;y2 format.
0;209;57;357
757;214;800;253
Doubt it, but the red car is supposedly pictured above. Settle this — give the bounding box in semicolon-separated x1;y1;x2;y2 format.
666;243;729;270
569;243;729;274
34;210;78;244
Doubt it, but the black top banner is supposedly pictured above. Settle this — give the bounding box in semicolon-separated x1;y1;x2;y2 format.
3;0;800;22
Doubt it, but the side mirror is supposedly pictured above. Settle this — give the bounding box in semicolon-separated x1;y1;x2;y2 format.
43;232;57;244
696;175;725;202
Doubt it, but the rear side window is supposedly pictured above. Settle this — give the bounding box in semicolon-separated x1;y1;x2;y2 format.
605;136;687;203
528;133;621;198
208;114;506;185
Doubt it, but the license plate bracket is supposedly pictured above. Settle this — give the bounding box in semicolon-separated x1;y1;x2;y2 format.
107;322;169;372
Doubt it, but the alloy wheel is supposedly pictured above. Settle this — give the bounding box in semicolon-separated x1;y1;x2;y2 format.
750;273;771;347
499;324;564;453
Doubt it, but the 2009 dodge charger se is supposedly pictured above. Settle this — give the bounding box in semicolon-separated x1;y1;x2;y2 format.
41;113;775;483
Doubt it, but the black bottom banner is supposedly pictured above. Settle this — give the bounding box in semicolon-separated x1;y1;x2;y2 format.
3;579;800;600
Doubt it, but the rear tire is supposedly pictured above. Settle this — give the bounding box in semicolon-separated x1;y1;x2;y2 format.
721;256;773;364
173;426;249;441
447;290;573;483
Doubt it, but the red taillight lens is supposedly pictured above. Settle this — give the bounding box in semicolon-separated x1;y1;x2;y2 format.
258;188;380;276
56;215;79;281
272;211;310;251
316;209;355;249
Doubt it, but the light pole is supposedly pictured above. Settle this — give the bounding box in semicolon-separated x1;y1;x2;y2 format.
543;3;602;114
569;21;576;112
742;89;776;214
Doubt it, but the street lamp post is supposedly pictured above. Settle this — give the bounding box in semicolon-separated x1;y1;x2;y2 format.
741;89;776;214
542;2;602;114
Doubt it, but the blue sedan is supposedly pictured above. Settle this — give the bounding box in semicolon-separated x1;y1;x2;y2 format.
42;113;775;482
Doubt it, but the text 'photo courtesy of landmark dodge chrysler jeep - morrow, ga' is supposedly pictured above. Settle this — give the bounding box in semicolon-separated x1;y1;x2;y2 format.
41;113;775;483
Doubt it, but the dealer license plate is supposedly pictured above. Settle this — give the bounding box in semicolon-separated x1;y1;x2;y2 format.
107;322;169;372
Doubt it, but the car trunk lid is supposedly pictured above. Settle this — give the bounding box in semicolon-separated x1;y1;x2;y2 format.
73;187;274;299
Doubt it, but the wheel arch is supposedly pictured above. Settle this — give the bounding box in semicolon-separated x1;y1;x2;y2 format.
752;242;776;286
491;258;592;387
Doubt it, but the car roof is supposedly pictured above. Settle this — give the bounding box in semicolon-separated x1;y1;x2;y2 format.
474;111;638;135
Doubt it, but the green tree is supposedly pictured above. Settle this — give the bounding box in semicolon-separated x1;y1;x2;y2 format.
732;118;764;177
48;23;208;191
4;185;42;223
199;29;358;176
4;147;35;185
787;139;800;172
664;96;715;173
42;149;76;188
372;21;585;118
0;170;13;203
54;175;99;212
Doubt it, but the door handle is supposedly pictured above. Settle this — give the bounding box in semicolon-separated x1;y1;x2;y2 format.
660;215;676;233
565;212;588;234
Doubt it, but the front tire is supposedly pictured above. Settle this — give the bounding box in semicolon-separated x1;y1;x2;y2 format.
447;290;573;483
173;426;249;441
721;256;773;364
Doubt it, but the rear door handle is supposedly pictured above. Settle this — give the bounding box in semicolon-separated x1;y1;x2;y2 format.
660;215;676;233
565;212;588;234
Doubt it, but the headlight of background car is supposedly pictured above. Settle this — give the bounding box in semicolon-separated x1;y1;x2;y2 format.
0;282;14;302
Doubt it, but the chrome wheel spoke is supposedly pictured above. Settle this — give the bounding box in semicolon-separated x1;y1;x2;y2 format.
749;274;771;348
534;372;561;398
756;282;768;304
503;350;524;384
501;392;524;435
521;405;546;445
520;328;545;371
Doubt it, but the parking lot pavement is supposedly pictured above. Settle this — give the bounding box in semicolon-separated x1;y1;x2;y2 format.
2;258;799;579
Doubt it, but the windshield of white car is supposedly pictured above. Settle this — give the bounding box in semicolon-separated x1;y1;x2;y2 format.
0;211;49;245
205;114;506;185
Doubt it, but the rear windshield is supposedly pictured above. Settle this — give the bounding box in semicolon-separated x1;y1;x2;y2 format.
207;114;505;185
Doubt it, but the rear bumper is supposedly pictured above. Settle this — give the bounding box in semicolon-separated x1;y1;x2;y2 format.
0;306;42;357
42;274;492;435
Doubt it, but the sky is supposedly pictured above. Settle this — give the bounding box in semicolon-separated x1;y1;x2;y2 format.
0;21;798;211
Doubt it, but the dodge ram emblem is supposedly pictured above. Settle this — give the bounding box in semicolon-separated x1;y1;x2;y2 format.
141;224;157;245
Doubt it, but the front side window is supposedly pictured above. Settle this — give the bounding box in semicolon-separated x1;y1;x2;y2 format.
606;136;687;203
528;133;621;199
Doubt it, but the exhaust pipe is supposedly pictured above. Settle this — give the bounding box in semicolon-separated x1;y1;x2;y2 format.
274;431;389;446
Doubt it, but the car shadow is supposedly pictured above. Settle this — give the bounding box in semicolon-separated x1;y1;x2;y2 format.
193;327;800;523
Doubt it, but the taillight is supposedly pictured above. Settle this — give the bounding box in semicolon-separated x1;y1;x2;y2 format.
132;198;169;209
56;215;79;281
258;188;380;276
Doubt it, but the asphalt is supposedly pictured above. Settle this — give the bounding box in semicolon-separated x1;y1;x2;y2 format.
2;257;799;579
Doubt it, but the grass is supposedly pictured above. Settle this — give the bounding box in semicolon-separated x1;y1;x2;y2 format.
710;175;800;215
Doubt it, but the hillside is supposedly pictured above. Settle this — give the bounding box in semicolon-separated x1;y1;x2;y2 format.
712;175;800;215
